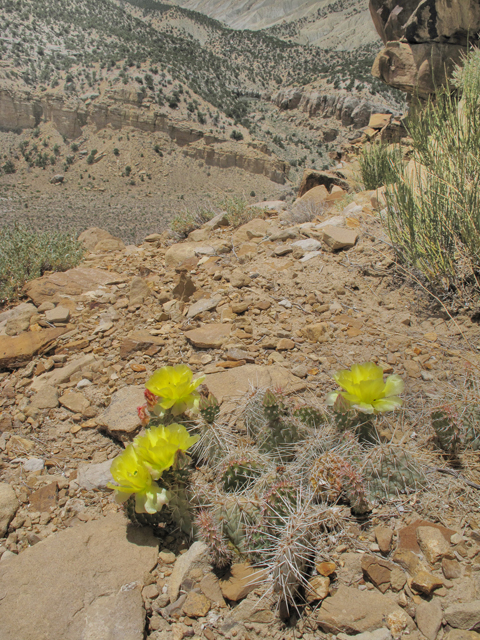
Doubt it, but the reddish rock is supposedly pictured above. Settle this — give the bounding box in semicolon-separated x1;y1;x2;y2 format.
397;520;455;554
30;482;58;512
0;328;67;369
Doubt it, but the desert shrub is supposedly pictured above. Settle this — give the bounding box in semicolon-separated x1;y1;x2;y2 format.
0;225;85;302
385;48;480;293
2;160;16;174
230;130;244;141
220;196;263;228
70;142;79;152
359;141;401;190
170;206;215;239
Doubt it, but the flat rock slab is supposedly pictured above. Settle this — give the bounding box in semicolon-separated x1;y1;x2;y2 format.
205;364;306;403
397;520;456;554
0;513;158;640
97;386;145;440
24;267;124;305
77;459;114;491
187;296;222;319
0;482;19;537
165;241;221;267
184;323;231;349
30;354;96;392
0;328;67;369
316;585;415;635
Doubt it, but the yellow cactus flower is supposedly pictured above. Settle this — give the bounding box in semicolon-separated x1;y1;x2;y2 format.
107;445;169;514
326;362;404;414
145;365;205;416
134;423;199;480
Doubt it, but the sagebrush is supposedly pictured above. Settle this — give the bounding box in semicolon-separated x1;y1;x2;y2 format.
0;225;85;302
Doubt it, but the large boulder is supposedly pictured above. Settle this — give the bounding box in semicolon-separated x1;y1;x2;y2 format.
369;0;480;96
0;514;158;640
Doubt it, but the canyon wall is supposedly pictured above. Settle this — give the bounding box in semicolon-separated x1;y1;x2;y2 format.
0;88;288;184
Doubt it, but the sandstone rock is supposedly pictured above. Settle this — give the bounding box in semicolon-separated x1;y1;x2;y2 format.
94;236;126;252
78;227;124;252
30;385;59;409
182;592;211;618
417;525;452;564
397;520;455;554
199;573;227;608
0;513;158;640
96;386;145;440
172;271;196;302
44;306;71;324
316;561;337;577
277;338;295;350
369;114;392;129
229;269;252;288
3;302;37;336
316;585;415;634
184;324;231;349
50;174;64;184
205;364;306;404
375;526;394;555
322;226;358;251
77;459;114;491
445;602;480;631
129;277;150;307
411;569;444;596
187;295;222;319
168;541;210;602
24;267;124;305
291;238;322;252
203;212;230;230
59;390;90;414
165;242;216;267
297;184;329;205
303;322;327;343
297;169;349;199
361;555;405;594
232;218;269;245
159;550;176;564
442;557;462;579
0;328;67;369
29;482;58;512
337;629;392;640
416;599;443;640
219;563;265;602
0;482;19;537
306;576;330;603
23;457;45;472
444;632;480;640
30;354;96;392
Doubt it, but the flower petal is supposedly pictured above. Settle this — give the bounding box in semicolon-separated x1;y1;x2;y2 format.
350;362;383;384
372;397;403;413
326;391;339;406
383;375;404;398
351;402;375;414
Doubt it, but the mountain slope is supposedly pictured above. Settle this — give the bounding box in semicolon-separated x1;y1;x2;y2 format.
164;0;378;49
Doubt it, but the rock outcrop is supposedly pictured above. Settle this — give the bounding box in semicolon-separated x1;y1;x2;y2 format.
272;88;392;129
370;0;480;97
0;88;289;184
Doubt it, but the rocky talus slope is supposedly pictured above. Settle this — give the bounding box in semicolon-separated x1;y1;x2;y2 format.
370;0;480;97
1;167;480;639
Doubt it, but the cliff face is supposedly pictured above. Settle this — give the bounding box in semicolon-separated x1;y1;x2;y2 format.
370;0;480;97
272;88;392;128
0;88;288;184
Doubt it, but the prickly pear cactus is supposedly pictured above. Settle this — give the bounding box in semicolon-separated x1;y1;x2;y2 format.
363;445;426;501
214;495;261;554
195;509;232;568
221;456;262;492
332;395;376;443
431;406;462;454
245;389;303;460
293;405;324;429
309;452;370;515
200;394;220;424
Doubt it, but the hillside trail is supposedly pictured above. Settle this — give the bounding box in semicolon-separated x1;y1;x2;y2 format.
0;166;480;640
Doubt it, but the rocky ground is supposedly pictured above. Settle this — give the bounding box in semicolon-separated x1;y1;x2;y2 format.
1;167;480;640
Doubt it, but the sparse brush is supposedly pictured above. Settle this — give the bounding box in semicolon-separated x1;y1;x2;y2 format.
359;141;402;191
169;204;215;239
362;444;427;501
219;195;264;228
